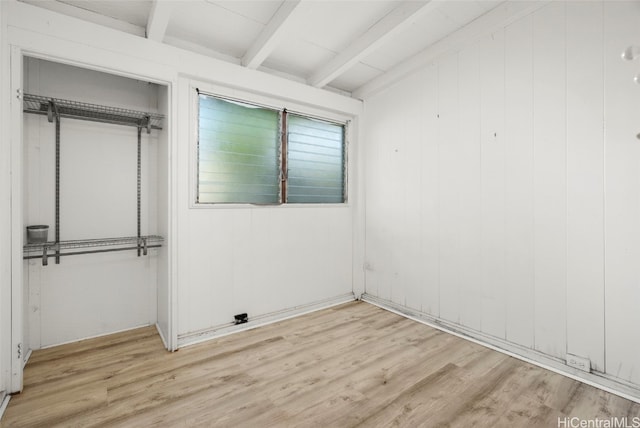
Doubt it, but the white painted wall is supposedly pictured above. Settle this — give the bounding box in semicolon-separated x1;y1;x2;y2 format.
22;58;161;348
603;1;640;387
0;0;362;377
176;205;353;337
363;1;640;388
175;79;355;339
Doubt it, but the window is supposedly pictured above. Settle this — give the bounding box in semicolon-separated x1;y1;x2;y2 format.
197;92;346;204
198;94;281;204
286;114;345;203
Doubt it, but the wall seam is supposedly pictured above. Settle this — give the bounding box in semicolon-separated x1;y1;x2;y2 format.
564;0;569;361
531;6;537;353
436;64;441;319
601;0;607;375
502;28;507;341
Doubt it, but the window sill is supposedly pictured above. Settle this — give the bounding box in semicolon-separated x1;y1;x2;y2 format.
189;202;351;210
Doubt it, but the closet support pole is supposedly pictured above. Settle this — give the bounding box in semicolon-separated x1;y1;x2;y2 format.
55;113;60;264
48;100;61;264
137;126;142;257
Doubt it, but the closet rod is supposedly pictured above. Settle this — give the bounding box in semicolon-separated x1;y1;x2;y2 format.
24;235;164;252
24;245;163;266
23;235;164;266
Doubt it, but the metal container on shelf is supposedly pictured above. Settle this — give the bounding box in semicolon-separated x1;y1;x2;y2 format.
26;225;49;244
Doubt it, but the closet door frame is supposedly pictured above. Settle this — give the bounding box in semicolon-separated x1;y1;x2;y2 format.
7;45;178;394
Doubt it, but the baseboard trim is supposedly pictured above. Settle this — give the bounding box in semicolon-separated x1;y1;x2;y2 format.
361;293;640;404
0;392;10;421
155;323;169;351
178;293;356;348
39;323;156;349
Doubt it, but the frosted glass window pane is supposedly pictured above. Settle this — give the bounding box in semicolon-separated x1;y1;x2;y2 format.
198;95;280;204
287;114;345;203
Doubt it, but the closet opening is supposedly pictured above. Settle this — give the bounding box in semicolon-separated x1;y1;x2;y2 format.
20;57;171;363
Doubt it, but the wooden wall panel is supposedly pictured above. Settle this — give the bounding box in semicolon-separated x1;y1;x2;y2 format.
504;14;534;349
419;66;440;317
603;0;640;386
364;86;395;302
380;85;404;305
401;72;426;312
457;44;482;332
363;0;640;388
532;2;566;359
479;30;506;339
566;1;605;372
438;55;461;324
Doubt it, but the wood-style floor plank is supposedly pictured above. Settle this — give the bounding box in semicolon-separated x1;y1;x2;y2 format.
2;301;639;427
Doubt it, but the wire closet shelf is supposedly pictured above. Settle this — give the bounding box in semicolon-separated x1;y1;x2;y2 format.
23;93;164;130
24;236;165;253
22;93;165;266
24;236;164;266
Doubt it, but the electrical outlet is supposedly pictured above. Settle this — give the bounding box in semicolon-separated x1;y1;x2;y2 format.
566;353;591;373
234;313;248;325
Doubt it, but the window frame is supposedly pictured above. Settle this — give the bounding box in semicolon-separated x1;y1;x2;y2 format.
192;84;350;208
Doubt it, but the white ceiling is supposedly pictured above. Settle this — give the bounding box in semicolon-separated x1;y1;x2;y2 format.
20;0;504;97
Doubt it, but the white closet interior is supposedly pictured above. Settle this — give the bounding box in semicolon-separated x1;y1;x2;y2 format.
21;57;170;355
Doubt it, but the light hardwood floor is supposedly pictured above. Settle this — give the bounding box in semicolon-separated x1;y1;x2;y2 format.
3;301;640;427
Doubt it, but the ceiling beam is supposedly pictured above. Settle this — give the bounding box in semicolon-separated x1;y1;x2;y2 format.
242;0;303;69
308;0;436;88
352;0;549;99
146;0;174;42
